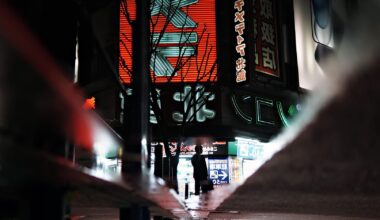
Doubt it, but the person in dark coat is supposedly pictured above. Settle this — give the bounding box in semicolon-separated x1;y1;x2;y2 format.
191;145;208;195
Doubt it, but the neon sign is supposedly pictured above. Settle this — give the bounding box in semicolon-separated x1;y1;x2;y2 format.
149;85;216;124
119;0;217;84
234;0;248;83
172;85;215;123
231;94;300;127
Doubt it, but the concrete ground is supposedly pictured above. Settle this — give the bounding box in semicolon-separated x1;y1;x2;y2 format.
208;212;375;220
71;208;118;220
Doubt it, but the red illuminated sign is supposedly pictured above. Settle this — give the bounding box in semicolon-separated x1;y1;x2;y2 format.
253;0;280;77
119;0;217;84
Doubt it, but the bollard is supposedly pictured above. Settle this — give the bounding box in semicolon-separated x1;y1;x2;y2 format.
185;182;189;200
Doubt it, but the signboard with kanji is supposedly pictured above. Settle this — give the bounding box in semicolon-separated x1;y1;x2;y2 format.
234;0;248;83
120;0;217;84
232;0;255;84
253;0;280;77
208;158;229;185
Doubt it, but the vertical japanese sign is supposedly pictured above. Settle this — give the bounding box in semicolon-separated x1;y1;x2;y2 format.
234;0;248;83
208;158;229;185
253;0;280;77
119;0;217;84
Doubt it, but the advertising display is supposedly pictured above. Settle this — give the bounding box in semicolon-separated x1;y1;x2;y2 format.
208;158;229;185
253;0;280;77
151;141;228;156
233;0;249;83
293;0;326;90
228;157;242;183
120;0;217;84
230;91;300;128
149;85;218;125
237;140;264;160
178;142;228;156
231;0;256;85
294;0;346;90
236;137;267;179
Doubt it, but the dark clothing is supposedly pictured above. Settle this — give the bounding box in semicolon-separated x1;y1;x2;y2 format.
194;180;201;195
191;154;208;195
191;154;208;180
154;145;163;177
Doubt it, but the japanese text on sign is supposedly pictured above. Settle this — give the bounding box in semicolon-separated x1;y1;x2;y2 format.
234;0;247;83
208;158;229;185
254;0;279;77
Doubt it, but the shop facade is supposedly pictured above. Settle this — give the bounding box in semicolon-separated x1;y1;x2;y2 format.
117;0;303;198
150;137;275;198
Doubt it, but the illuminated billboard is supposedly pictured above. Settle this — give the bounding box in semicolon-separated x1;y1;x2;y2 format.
294;0;344;90
119;0;217;84
234;0;249;83
294;0;327;90
253;0;280;78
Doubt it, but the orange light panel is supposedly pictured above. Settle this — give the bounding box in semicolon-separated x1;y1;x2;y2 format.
83;97;96;110
119;0;217;84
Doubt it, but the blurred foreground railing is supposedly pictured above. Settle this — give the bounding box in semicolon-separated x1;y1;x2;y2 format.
0;2;189;219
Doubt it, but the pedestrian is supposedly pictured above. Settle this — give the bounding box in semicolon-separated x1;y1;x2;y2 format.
191;145;208;195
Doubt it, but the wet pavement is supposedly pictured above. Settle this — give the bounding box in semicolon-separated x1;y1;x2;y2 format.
71;183;239;219
183;184;240;219
208;212;375;220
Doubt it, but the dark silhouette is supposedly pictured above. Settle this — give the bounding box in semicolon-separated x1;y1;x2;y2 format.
154;144;163;178
191;145;208;195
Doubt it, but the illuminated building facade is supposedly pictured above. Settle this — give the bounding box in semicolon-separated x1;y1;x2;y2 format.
119;0;301;142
